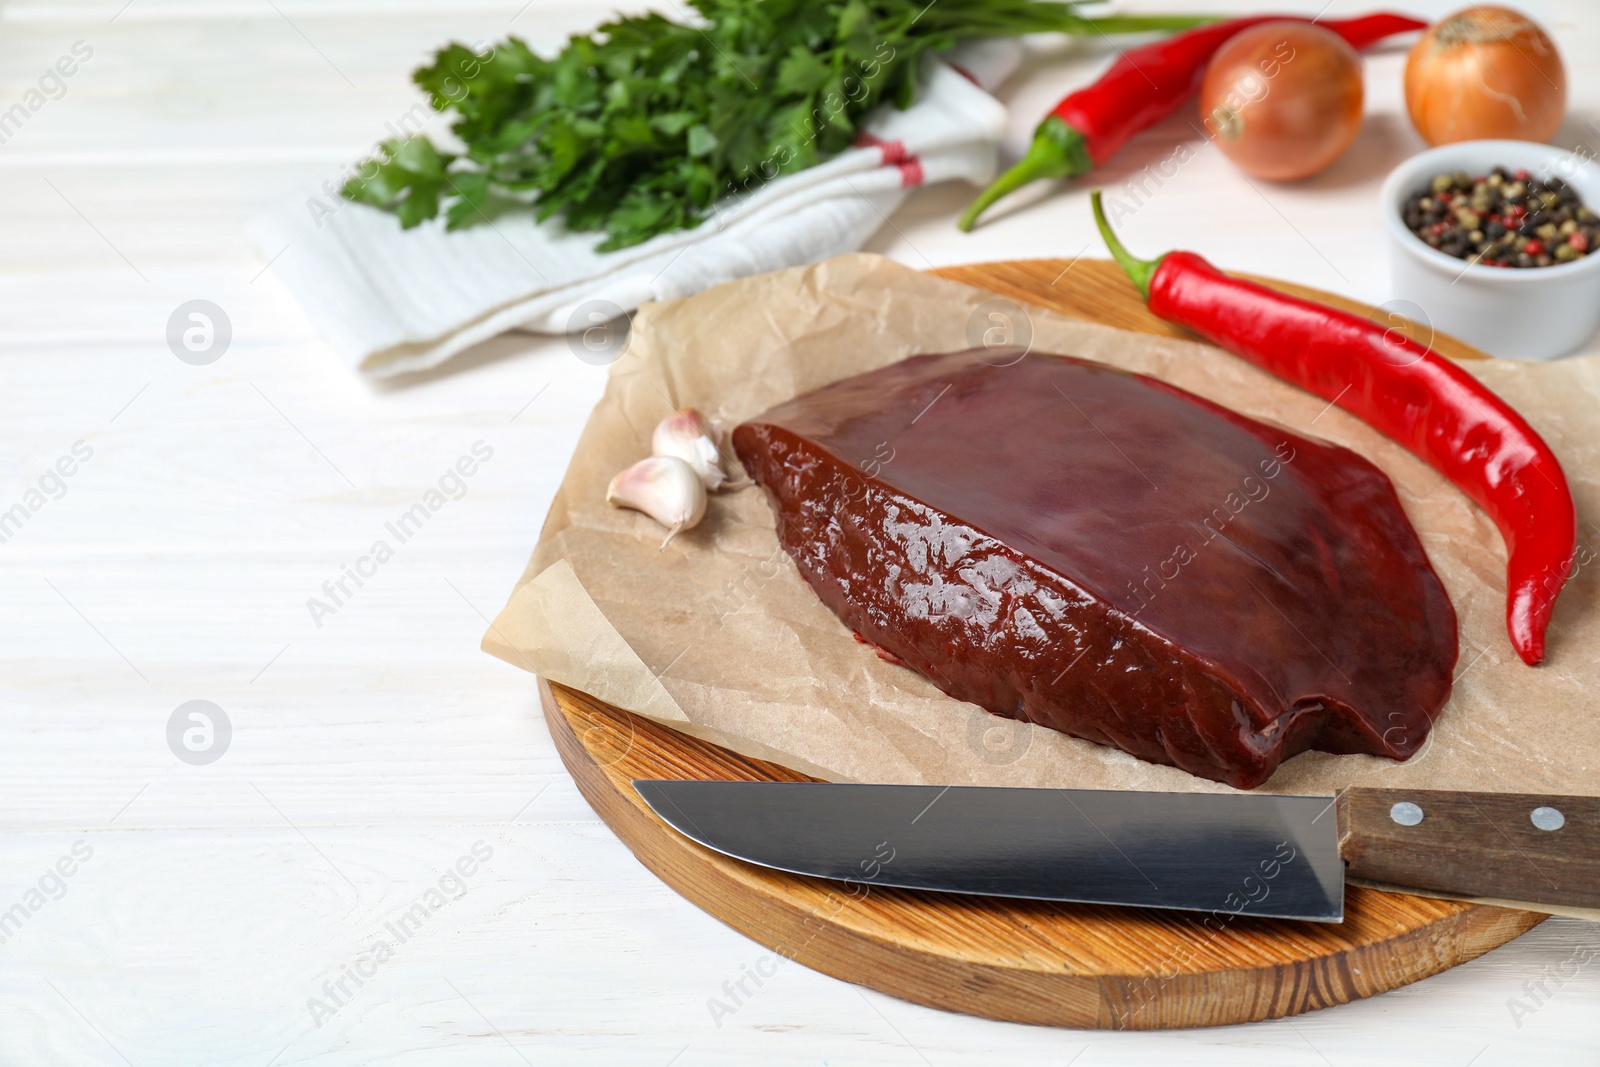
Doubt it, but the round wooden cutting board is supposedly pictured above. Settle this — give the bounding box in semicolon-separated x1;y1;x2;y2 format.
541;258;1546;1030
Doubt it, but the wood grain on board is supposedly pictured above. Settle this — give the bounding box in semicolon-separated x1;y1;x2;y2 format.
542;258;1537;1030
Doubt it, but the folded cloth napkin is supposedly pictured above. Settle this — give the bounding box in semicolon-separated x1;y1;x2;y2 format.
249;39;1021;378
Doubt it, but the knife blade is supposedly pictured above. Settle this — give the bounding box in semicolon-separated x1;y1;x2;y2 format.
633;781;1600;922
634;780;1345;921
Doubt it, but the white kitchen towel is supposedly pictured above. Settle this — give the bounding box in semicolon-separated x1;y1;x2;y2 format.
249;40;1021;378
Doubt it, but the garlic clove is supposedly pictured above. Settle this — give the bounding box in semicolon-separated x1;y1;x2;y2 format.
651;407;732;491
607;455;707;549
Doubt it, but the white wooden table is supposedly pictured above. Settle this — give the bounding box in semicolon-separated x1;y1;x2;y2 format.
2;0;1596;1062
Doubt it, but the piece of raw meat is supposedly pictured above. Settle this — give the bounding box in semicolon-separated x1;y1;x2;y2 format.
732;349;1458;789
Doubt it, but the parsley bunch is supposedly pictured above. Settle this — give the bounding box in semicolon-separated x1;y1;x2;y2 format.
343;0;1211;250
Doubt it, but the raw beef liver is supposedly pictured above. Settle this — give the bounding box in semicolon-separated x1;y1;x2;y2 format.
732;350;1458;789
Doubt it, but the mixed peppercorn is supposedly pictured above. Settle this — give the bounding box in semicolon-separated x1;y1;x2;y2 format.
1402;168;1598;268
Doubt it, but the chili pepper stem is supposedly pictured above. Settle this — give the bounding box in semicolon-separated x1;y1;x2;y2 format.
960;117;1093;232
919;10;1221;37
1062;14;1224;33
1090;188;1162;300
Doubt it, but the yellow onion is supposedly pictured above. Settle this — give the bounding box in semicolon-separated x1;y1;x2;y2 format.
1405;6;1566;146
1199;22;1365;182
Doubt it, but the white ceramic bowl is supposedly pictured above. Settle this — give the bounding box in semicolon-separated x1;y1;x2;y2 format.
1380;140;1600;360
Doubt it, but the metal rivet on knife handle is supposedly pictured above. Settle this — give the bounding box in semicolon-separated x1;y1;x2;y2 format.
1389;801;1424;827
1531;806;1566;831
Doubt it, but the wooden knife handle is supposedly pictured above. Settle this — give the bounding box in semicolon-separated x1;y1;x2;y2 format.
1337;787;1600;911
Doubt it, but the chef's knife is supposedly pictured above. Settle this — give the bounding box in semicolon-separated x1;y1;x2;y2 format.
633;781;1600;922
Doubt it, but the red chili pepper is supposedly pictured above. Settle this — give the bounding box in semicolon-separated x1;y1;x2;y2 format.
1090;190;1577;665
958;12;1428;231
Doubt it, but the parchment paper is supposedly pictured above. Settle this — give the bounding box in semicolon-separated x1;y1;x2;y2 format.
485;253;1600;799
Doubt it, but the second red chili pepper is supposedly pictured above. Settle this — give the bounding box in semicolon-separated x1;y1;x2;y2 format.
1089;189;1577;666
959;12;1428;231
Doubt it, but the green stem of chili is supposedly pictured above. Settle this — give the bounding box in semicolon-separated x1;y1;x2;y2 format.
959;116;1093;232
1061;14;1223;32
1089;188;1163;300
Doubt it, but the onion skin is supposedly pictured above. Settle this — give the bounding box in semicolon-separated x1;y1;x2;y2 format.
1405;6;1566;146
1199;22;1365;182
